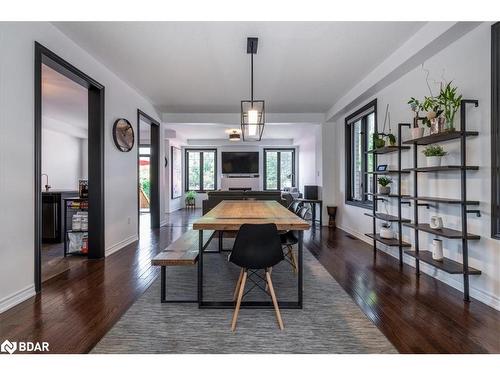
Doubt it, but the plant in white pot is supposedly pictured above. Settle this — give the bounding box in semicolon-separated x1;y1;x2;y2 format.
408;97;425;139
377;176;392;195
422;145;447;167
422;95;444;134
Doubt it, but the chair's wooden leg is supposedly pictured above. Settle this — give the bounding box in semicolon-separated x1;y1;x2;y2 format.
265;270;284;330
288;246;298;273
233;268;244;301
231;270;247;332
265;267;272;292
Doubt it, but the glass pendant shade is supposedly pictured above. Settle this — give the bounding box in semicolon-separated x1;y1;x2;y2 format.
241;100;265;141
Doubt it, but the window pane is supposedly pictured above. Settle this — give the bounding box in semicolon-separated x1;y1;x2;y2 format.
280;151;293;189
139;147;151;156
187;151;200;191
202;151;215;190
366;112;375;198
265;151;278;190
352;120;363;201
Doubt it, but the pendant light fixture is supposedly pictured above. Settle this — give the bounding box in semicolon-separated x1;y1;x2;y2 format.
241;37;265;141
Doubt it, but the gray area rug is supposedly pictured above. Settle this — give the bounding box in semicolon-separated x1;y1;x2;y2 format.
92;239;397;354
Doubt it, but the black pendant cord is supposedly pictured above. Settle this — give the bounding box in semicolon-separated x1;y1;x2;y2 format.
250;48;254;105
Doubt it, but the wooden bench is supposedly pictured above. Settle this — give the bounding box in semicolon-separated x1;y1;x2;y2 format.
151;229;215;303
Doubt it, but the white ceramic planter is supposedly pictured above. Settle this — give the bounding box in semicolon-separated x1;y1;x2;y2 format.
432;239;444;261
426;156;442;167
378;185;391;195
411;127;425;139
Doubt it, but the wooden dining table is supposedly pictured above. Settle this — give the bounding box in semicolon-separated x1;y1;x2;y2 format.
192;200;310;309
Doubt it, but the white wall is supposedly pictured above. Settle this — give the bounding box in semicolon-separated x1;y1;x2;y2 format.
322;22;500;310
42;127;84;190
0;22;161;312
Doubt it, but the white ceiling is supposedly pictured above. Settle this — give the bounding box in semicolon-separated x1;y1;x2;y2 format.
53;21;425;114
165;122;319;141
42;63;88;135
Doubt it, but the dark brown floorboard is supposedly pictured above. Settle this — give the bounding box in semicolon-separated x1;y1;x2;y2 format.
0;209;498;354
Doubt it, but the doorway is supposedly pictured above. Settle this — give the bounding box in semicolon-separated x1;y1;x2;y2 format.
34;42;105;292
137;110;160;232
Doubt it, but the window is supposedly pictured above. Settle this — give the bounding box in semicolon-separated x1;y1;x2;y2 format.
264;149;296;190
185;149;217;192
345;99;377;208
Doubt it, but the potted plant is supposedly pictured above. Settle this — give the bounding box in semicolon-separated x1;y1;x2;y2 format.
185;190;197;208
438;81;462;131
372;133;385;149
408;97;425;139
422;96;444;134
422;145;447;167
377;176;392;195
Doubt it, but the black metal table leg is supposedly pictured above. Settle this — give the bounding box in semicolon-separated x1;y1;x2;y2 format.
319;202;322;227
311;203;316;226
218;231;223;252
298;230;303;308
198;229;203;307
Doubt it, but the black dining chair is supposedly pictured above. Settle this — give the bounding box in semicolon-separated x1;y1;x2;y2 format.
287;199;302;214
280;207;311;273
229;223;285;331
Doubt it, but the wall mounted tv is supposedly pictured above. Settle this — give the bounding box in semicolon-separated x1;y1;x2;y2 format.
221;152;259;174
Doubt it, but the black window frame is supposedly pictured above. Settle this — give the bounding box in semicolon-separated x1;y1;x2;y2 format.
345;99;377;209
263;148;296;191
184;148;218;193
492;22;500;239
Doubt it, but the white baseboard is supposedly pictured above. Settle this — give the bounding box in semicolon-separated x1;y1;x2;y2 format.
0;284;36;314
336;223;500;311
105;234;138;257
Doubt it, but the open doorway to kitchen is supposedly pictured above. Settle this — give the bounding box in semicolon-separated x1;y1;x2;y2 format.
34;42;105;292
137;110;160;234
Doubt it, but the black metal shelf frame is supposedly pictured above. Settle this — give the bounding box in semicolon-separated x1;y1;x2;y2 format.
366;124;411;266
402;100;481;302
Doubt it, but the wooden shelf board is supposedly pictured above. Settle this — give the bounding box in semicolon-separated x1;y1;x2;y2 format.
404;250;481;275
405;196;480;205
365;170;410;175
365;193;411;198
402;131;479;145
402;223;480;239
364;212;411;222
366;146;411;154
365;233;411;247
402;165;479;172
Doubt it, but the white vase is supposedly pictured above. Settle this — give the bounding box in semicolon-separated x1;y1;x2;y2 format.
380;227;395;239
411;127;425;139
378;185;391;195
426;156;442;167
432;239;444;261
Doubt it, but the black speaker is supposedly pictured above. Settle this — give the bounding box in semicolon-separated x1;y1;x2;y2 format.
304;185;318;200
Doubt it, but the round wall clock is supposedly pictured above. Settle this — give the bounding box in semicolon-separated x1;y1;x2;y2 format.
112;118;134;152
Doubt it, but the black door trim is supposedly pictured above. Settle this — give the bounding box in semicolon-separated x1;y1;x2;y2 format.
137;109;161;230
35;42;105;292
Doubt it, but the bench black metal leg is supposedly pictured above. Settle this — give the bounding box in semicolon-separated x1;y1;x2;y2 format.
161;266;166;302
160;265;198;304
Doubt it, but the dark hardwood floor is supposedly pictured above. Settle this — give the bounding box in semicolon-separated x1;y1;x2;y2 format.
0;209;498;354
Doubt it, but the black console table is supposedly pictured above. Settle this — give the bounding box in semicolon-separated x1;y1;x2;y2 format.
296;198;323;227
